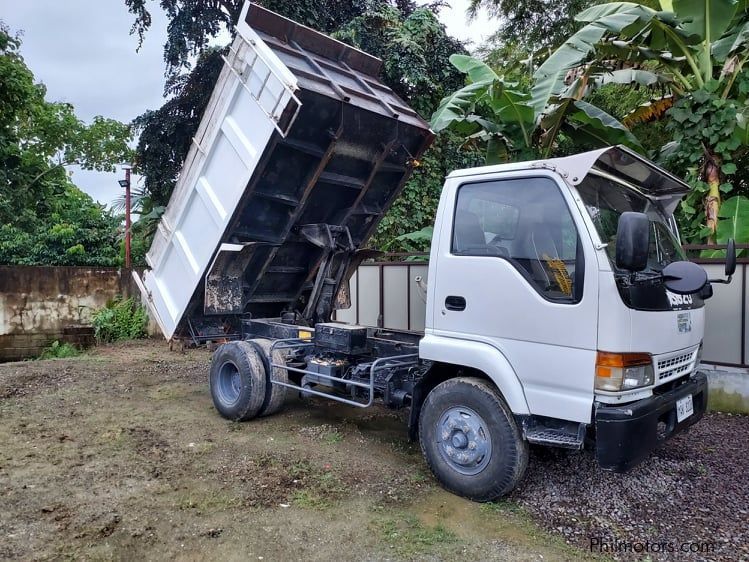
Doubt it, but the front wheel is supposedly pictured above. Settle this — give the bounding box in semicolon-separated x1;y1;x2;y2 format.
418;377;528;501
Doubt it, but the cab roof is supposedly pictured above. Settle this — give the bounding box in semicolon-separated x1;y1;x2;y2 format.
448;145;690;198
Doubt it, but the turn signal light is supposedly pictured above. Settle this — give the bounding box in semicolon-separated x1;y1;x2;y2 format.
595;352;654;392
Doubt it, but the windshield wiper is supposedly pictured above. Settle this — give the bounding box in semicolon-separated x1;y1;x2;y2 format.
615;269;663;287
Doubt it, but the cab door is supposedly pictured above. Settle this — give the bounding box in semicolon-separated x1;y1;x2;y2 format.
430;171;599;423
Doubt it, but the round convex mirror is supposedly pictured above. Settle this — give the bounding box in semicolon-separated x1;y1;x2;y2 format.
662;261;708;295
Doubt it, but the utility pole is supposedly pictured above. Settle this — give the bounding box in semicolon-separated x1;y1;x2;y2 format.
119;166;132;269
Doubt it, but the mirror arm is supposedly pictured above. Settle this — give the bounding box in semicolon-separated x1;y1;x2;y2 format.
708;275;733;285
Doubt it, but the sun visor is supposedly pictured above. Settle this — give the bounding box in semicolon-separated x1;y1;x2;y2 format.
547;145;690;197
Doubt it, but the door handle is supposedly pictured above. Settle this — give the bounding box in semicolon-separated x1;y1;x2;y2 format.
445;296;466;311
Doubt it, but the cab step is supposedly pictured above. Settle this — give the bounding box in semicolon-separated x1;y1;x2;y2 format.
523;421;586;449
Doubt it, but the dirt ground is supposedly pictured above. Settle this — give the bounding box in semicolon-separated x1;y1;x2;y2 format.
0;340;745;561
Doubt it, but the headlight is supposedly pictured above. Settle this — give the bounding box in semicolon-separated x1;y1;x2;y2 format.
595;351;654;391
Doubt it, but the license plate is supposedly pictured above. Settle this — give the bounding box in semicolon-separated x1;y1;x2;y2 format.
676;394;694;423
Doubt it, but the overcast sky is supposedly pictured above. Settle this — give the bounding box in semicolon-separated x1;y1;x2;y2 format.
0;0;496;208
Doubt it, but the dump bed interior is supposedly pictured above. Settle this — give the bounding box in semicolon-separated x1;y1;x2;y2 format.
137;3;433;341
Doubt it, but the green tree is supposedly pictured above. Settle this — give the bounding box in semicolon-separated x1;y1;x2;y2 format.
431;53;642;164
370;134;483;251
333;4;465;116
533;1;749;245
0;24;131;265
125;0;377;79
468;0;597;52
0;185;122;266
332;5;472;249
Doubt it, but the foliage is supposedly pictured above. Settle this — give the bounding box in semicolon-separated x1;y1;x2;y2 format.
0;24;131;266
540;0;749;243
125;0;242;80
665;79;748;242
92;297;149;343
371;134;482;251
587;83;671;154
382;226;434;253
0;29;132;173
0;184;122;266
125;0;379;80
431;53;641;164
468;0;597;52
333;4;466;116
38;340;80;360
331;4;473;246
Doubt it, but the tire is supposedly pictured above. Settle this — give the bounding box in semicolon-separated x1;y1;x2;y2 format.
248;338;289;417
209;341;267;421
419;377;529;501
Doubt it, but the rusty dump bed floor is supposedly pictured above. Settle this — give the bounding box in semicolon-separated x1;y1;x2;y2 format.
166;4;433;340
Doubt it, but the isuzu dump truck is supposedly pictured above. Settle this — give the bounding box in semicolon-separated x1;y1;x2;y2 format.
135;2;736;500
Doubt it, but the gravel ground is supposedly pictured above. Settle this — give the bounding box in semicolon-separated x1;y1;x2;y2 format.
512;412;749;561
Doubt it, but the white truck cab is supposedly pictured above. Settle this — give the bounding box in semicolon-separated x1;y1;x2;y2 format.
417;145;733;489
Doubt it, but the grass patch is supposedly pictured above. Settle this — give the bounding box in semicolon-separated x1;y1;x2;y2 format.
98;426;126;447
480;499;523;515
373;513;459;557
288;460;348;510
38;341;80;360
176;490;241;511
324;430;343;444
408;470;429;484
291;489;331;510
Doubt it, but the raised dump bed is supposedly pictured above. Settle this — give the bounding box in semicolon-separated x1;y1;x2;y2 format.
134;2;433;341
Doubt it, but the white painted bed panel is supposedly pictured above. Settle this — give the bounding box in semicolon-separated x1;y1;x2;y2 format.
134;24;298;339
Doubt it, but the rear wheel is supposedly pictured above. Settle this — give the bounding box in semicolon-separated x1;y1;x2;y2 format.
209;341;267;421
248;338;290;417
419;377;528;501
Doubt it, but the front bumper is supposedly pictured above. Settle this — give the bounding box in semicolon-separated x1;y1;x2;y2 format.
594;371;708;472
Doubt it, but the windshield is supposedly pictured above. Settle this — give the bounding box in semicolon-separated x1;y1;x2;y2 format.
576;173;685;273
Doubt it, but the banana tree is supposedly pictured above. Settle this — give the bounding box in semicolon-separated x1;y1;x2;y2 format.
431;53;643;165
533;0;749;245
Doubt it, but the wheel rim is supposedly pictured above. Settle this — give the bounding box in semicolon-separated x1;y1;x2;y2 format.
217;361;242;406
436;406;492;475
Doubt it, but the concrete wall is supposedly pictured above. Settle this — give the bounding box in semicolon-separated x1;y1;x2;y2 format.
0;266;141;361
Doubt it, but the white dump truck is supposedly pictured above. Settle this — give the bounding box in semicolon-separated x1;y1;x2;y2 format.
135;2;736;500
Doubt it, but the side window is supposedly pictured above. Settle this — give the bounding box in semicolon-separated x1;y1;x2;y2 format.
452;177;582;302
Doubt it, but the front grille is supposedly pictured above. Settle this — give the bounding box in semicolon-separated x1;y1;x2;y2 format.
656;350;697;382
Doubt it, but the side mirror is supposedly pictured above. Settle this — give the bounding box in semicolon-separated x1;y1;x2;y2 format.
616;212;650;271
725;238;737;277
709;238;737;285
662;261;708;295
